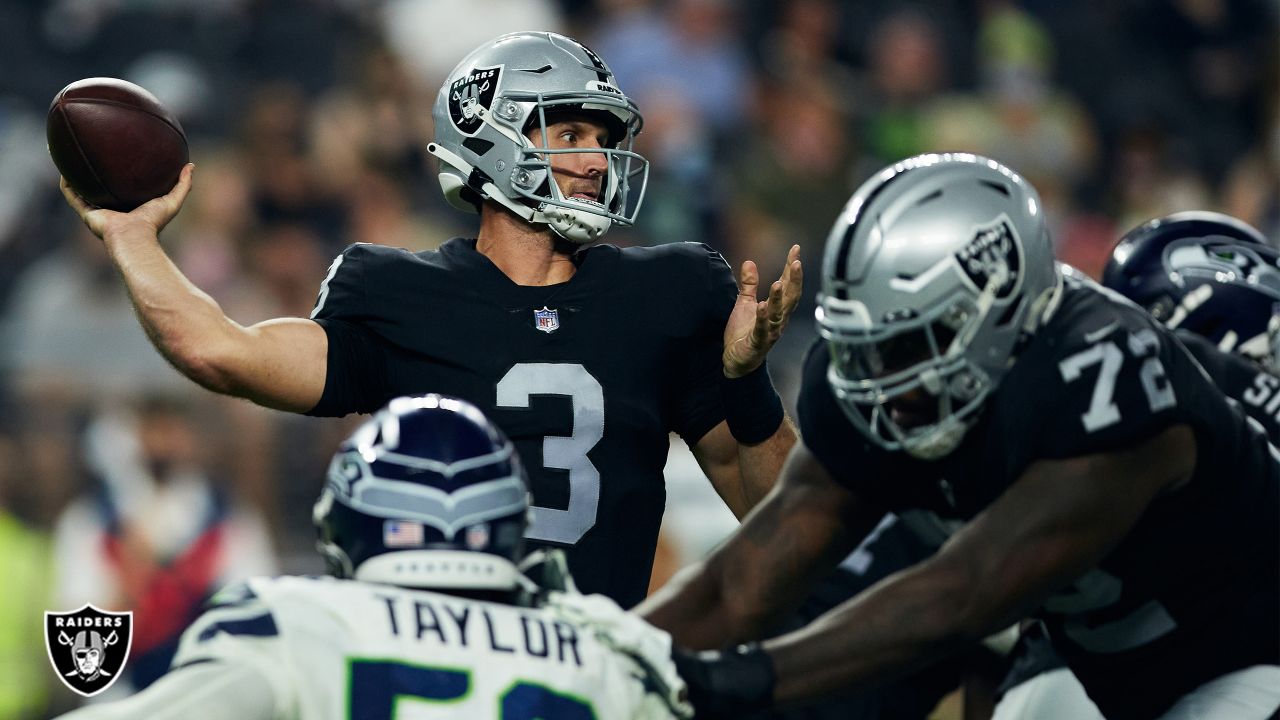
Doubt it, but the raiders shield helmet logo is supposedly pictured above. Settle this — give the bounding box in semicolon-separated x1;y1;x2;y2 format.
45;604;133;697
955;216;1024;300
449;64;502;136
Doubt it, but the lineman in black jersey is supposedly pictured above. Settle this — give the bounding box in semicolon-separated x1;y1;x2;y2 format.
989;214;1280;719
57;31;802;610
1181;332;1280;441
1103;211;1280;371
1103;211;1280;443
991;326;1280;719
641;155;1280;720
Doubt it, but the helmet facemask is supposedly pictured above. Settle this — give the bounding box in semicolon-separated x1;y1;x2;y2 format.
508;95;649;243
816;153;1063;461
820;293;993;460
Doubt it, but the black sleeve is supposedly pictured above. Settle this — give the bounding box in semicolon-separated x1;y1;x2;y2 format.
796;340;842;470
1178;330;1280;445
1029;321;1190;459
306;245;395;417
671;243;739;446
796;340;885;494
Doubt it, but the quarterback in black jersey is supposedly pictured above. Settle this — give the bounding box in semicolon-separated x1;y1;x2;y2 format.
642;155;1280;720
307;236;788;605
59;32;802;608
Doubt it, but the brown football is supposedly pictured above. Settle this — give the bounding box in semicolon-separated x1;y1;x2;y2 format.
47;77;189;212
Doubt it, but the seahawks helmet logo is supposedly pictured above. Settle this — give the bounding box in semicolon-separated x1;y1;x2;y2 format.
449;64;502;136
955;217;1023;300
45;605;133;697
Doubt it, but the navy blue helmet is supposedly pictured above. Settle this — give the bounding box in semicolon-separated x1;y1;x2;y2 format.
314;394;531;591
1102;211;1280;370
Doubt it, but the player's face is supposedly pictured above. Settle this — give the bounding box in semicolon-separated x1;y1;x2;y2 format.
887;387;939;429
840;324;957;430
526;118;609;203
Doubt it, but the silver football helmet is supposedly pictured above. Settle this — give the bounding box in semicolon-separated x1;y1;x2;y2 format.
817;153;1062;459
428;31;649;244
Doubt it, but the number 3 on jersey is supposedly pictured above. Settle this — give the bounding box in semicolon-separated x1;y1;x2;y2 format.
496;363;604;545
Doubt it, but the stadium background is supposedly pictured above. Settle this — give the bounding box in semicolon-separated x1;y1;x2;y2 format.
0;0;1274;717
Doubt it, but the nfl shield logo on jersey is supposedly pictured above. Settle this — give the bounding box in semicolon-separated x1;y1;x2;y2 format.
44;604;132;697
534;306;560;334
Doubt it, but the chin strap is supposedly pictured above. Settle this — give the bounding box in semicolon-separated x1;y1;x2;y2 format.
902;419;968;460
427;141;609;244
427;141;534;221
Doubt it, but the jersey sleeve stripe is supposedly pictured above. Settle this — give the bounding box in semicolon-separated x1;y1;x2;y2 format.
170;657;219;672
207;582;260;609
195;612;279;642
310;254;346;319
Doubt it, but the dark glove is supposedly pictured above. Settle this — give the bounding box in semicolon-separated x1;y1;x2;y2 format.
515;549;579;607
672;643;776;719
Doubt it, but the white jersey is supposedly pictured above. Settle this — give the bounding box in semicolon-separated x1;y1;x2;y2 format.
52;576;672;720
172;576;668;720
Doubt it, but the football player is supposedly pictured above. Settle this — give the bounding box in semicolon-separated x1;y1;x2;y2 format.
638;154;1280;719
54;394;689;720
59;31;801;608
1103;211;1280;438
992;211;1280;719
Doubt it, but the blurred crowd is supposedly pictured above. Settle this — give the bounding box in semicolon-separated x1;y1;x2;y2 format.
0;0;1275;717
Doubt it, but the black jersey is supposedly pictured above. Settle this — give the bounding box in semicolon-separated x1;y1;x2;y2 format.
1177;330;1280;444
307;238;736;607
798;272;1280;720
997;328;1280;701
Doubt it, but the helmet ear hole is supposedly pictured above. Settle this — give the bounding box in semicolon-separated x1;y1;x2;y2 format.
463;138;494;156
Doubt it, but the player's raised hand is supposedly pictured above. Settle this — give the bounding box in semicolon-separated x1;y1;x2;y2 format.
722;244;803;378
60;162;194;241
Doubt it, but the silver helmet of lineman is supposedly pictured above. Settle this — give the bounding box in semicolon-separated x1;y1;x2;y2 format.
428;31;649;244
817;153;1062;460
